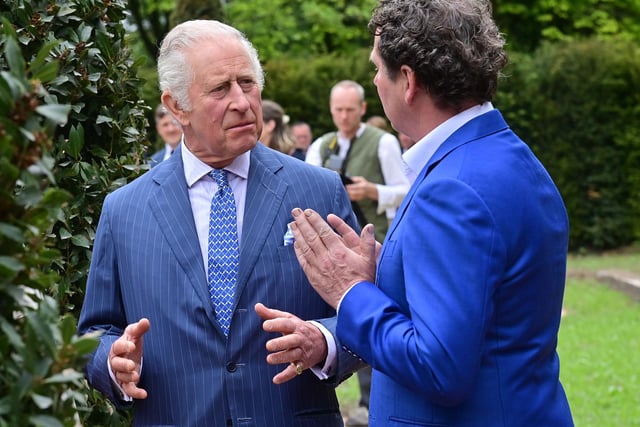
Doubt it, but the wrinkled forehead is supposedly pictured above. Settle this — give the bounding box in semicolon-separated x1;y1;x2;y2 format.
186;37;256;79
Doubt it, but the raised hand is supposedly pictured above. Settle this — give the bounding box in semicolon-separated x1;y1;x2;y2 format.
108;318;150;400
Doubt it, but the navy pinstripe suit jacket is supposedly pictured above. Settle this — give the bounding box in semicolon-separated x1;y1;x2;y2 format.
78;143;362;426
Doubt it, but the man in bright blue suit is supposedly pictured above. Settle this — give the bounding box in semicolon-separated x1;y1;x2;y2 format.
78;20;362;426
289;0;574;426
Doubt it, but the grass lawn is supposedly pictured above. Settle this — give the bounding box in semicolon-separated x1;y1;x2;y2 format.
337;248;640;425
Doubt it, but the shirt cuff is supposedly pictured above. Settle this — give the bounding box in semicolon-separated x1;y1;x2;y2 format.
108;357;138;402
308;320;337;380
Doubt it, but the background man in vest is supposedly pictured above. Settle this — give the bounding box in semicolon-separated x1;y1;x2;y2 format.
306;79;409;426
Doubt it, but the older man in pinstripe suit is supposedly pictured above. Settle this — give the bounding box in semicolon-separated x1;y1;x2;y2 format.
78;20;362;426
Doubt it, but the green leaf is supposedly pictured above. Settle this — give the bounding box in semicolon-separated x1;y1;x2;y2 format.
0;222;25;244
26;310;57;356
3;34;26;77
31;393;53;410
35;104;71;126
0;395;10;415
70;234;91;248
60;314;76;344
59;227;72;240
68;124;84;159
29;39;60;75
28;415;64;427
31;62;59;84
72;335;100;356
0;255;25;273
96;115;113;124
43;369;85;384
0;316;25;352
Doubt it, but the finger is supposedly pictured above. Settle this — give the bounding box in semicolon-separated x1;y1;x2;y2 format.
265;334;300;354
254;303;293;322
360;224;378;264
115;369;140;385
110;355;136;373
298;208;343;251
290;208;327;252
272;364;301;385
111;338;136;358
122;382;148;400
327;214;361;249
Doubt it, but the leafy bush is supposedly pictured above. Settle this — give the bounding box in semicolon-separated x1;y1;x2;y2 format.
262;48;384;137
1;0;149;424
496;39;640;251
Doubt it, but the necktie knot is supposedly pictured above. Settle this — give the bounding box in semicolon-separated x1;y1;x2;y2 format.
209;168;229;188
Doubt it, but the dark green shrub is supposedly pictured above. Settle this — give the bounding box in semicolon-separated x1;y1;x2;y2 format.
1;0;149;424
497;39;640;251
262;48;384;137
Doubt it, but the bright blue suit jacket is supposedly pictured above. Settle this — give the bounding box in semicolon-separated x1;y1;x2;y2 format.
78;143;362;426
337;110;574;426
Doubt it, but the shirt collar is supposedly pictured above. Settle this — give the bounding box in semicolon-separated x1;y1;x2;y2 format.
182;139;251;188
402;102;494;184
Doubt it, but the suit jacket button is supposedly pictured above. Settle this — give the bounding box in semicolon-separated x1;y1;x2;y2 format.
226;362;237;372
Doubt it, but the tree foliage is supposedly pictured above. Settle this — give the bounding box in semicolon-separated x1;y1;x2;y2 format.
225;0;377;62
494;0;640;52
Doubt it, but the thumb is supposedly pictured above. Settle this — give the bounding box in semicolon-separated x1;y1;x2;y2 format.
125;318;150;341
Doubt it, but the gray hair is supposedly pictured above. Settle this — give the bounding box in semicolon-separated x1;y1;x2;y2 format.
157;20;265;111
331;80;366;103
369;0;507;111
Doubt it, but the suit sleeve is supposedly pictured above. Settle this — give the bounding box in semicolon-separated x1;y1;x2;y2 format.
77;195;131;406
336;178;506;405
315;172;367;385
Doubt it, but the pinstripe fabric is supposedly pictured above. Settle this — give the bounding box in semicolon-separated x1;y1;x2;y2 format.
78;144;363;426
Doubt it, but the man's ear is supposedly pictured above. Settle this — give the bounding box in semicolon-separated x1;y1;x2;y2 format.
399;65;419;106
161;91;188;126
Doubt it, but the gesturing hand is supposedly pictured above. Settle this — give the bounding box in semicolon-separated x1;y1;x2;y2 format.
289;208;378;308
108;318;150;400
255;303;328;384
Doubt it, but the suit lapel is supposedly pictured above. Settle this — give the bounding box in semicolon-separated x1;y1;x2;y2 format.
235;145;287;298
385;109;509;242
147;152;215;323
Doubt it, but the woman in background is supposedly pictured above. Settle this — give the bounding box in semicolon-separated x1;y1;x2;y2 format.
261;99;295;155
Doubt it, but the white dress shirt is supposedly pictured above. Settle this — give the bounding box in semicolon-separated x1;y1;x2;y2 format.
403;103;495;185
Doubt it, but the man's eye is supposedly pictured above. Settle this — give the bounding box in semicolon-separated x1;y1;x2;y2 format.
239;79;256;91
210;84;229;99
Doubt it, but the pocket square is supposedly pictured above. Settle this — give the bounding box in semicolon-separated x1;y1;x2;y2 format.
283;223;294;246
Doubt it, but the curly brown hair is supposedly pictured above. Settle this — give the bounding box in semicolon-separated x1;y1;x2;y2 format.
369;0;508;112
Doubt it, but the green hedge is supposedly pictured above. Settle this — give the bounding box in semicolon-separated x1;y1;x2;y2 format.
262;48;385;137
1;0;148;424
496;39;640;251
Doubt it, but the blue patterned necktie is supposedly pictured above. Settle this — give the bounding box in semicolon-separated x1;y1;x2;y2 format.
207;169;239;336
